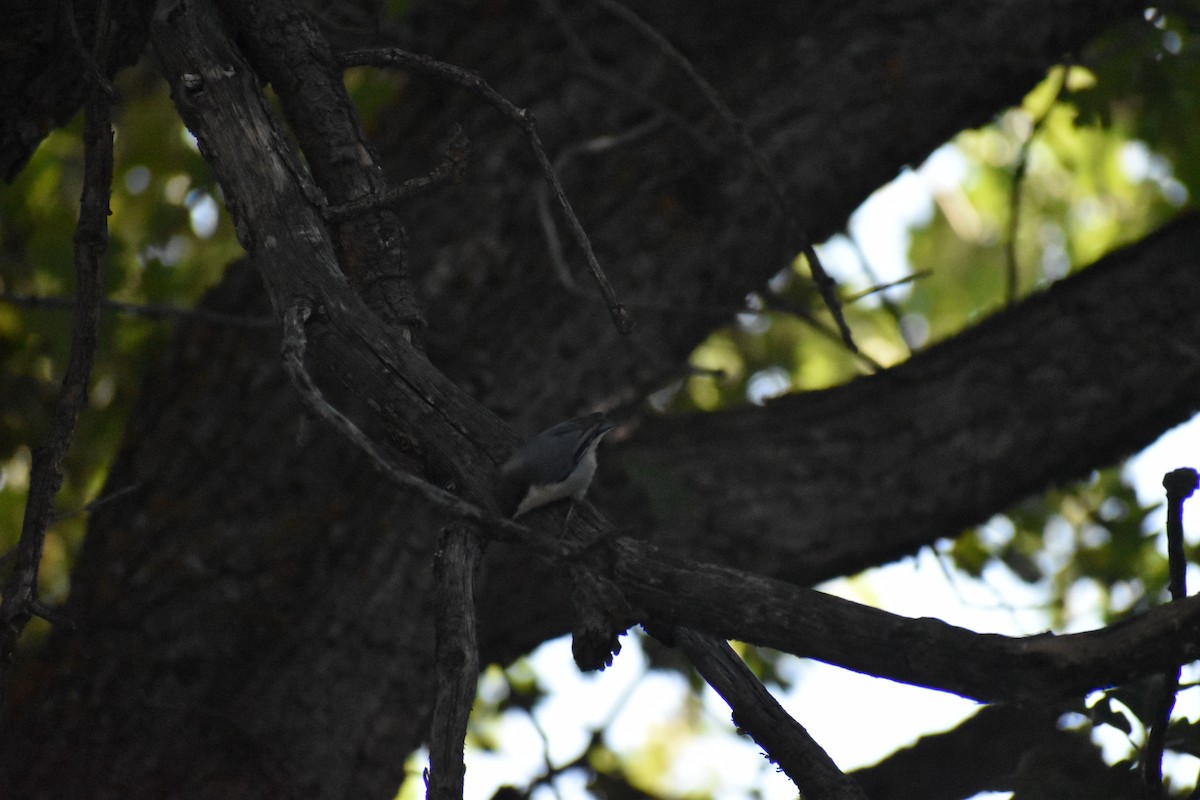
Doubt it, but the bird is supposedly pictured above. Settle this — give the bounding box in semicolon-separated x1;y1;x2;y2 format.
496;413;616;524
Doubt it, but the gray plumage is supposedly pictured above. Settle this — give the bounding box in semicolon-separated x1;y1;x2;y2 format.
496;413;615;518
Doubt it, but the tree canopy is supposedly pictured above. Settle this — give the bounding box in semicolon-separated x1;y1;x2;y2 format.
3;1;1200;798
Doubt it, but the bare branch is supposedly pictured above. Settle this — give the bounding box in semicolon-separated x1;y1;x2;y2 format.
52;483;141;524
0;291;275;329
536;118;664;294
335;46;635;335
1005;65;1072;305
279;303;525;537
427;525;481;800
28;599;75;631
0;0;114;714
326;124;471;223
594;536;1200;704
592;0;858;353
1141;467;1199;797
665;626;867;799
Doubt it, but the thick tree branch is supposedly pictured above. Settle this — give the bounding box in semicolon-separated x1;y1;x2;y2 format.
411;0;1142;434
0;0;152;180
634;212;1200;585
850;703;1141;799
596;537;1200;704
153;0;508;469
213;0;424;331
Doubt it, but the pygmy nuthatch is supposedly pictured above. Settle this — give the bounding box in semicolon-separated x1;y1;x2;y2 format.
496;413;616;518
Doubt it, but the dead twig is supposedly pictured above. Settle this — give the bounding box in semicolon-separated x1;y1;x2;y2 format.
0;0;115;717
336;47;635;335
592;0;857;353
0;292;275;329
1141;467;1199;797
279;302;528;539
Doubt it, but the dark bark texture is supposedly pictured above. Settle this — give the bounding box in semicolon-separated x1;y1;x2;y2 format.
6;0;1193;799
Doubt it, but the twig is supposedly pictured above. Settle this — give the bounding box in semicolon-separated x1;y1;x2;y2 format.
29;599;75;631
279;302;528;538
842;233;922;354
525;707;568;800
537;0;719;154
575;64;721;154
762;295;883;373
536;118;664;293
1142;467;1199;798
0;292;275;329
664;625;867;798
523;640;644;797
326;124;471;223
0;485;138;575
1006;65;1071;305
1163;469;1196;602
59;0;117;100
335;47;635;335
843;271;931;305
592;0;857;353
52;482;140;524
427;525;481;800
0;0;114;717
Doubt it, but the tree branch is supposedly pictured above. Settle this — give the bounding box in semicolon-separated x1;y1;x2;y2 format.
427;525;481;800
1141;467;1199;797
592;0;857;353
279;302;523;536
663;625;866;798
335;45;634;336
325;124;470;223
633;212;1200;586
593;536;1200;704
0;0;113;714
0;291;275;328
851;703;1141;799
214;0;424;332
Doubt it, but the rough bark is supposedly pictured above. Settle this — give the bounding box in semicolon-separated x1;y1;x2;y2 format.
1;1;1180;799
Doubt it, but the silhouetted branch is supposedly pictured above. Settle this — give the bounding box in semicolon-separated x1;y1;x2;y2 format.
326;124;470;223
592;0;857;353
427;525;481;800
666;625;867;798
594;536;1200;704
1005;65;1072;305
0;0;114;717
279;303;524;536
1141;467;1199;797
0;292;275;329
336;46;634;335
